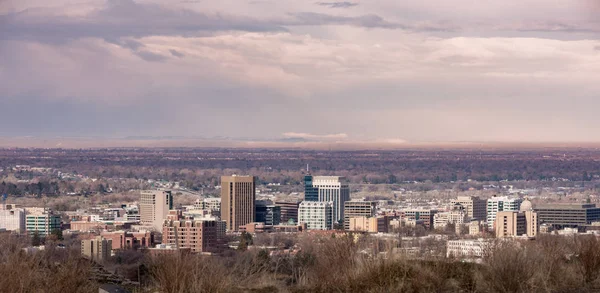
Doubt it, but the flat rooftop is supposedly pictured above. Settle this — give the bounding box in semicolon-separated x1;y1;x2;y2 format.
536;203;598;210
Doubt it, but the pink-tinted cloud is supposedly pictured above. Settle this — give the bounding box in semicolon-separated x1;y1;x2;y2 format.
1;0;600;142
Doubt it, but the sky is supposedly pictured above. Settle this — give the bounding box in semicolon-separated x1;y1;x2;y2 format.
1;0;600;143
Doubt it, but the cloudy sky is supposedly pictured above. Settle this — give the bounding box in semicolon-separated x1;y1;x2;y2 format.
1;0;600;143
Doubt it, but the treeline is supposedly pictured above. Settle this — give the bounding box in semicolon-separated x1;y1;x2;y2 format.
0;180;61;197
0;178;148;197
2;149;600;186
103;234;600;292
4;233;600;292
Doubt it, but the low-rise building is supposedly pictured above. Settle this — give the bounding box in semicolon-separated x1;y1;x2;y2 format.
469;221;482;235
81;236;112;262
275;201;300;225
536;203;600;228
70;221;107;232
240;222;272;234
255;201;281;226
101;230;155;250
162;212;224;253
446;239;491;259
195;198;221;212
25;208;61;237
403;209;438;229
433;204;467;230
344;201;376;230
148;244;192;256
348;216;389;233
0;205;26;233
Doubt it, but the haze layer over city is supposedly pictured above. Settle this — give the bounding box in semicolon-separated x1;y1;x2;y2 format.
2;0;600;292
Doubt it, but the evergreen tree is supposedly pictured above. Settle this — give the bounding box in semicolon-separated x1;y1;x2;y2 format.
31;230;41;246
51;228;63;241
238;233;248;251
238;231;253;251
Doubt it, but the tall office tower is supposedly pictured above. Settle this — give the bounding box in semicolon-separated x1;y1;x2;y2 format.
486;196;523;230
298;201;334;230
220;175;256;231
451;196;487;220
304;175;319;201
140;190;173;231
275;201;300;224
343;201;376;230
81;236;112;263
305;176;350;223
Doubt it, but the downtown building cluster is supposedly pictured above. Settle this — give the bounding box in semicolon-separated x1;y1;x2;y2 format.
7;172;600;264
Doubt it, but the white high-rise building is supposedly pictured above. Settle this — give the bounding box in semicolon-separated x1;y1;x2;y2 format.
140;190;173;231
0;205;26;233
311;176;350;224
298;201;334;230
486;196;523;229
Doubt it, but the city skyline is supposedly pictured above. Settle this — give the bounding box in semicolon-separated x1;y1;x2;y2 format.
3;1;600;289
2;0;600;142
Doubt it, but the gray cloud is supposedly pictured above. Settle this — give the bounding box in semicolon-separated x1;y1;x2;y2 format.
511;20;600;33
6;0;591;46
291;12;404;29
316;2;358;9
103;38;146;52
290;12;460;31
0;0;464;46
136;50;168;62
0;0;288;42
169;49;185;58
105;37;172;61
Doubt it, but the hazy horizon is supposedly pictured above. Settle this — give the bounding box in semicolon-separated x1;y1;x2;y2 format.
5;135;600;149
2;0;600;142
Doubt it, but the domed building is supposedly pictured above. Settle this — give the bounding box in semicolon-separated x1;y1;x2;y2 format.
495;198;538;238
520;198;534;212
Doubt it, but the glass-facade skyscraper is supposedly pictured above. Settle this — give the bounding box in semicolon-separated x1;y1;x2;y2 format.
302;176;350;223
304;175;319;201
